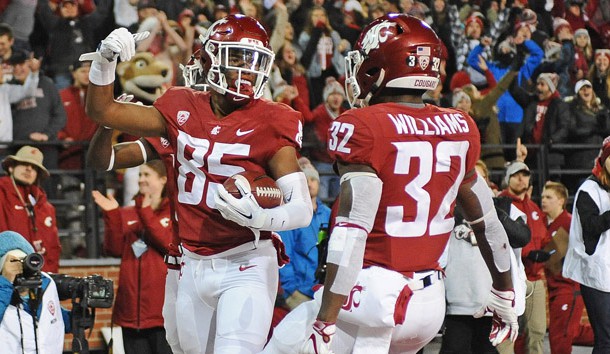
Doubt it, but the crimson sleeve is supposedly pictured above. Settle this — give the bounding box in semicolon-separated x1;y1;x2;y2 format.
136;201;172;255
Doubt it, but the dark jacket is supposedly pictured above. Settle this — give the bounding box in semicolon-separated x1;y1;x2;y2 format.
520;95;570;146
566;97;610;168
36;0;112;77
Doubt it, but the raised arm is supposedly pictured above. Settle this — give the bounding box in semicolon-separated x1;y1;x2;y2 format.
83;28;167;137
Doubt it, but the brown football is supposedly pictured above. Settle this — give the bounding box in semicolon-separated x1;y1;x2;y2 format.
223;171;283;208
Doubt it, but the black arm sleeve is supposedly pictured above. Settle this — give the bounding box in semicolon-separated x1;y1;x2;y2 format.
300;28;323;69
494;197;531;248
576;190;610;255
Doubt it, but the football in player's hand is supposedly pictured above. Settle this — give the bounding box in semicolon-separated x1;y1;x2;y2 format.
223;171;283;208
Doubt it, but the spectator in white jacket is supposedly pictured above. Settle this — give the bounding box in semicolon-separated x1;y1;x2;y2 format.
0;230;66;354
0;51;40;146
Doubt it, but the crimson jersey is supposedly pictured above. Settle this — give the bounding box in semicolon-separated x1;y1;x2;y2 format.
328;103;480;275
153;87;303;255
544;210;579;295
145;136;182;254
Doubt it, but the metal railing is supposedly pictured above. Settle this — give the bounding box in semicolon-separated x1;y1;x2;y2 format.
1;140;598;259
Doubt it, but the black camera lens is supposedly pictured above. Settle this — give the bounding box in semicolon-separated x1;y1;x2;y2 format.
23;253;44;273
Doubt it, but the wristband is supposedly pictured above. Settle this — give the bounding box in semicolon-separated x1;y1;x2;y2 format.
89;60;117;86
135;139;148;162
106;147;116;171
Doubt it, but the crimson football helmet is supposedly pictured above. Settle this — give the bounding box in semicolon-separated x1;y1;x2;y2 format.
199;14;274;103
345;13;442;107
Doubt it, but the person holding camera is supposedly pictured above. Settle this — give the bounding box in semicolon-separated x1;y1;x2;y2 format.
0;230;66;354
92;160;172;354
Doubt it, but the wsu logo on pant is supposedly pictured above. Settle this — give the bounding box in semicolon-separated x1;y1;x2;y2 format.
341;285;364;312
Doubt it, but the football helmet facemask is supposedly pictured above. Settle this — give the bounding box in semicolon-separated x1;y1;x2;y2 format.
345;13;442;108
200;15;274;104
181;49;207;91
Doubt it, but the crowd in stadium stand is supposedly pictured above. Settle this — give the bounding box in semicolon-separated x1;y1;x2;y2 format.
0;0;609;352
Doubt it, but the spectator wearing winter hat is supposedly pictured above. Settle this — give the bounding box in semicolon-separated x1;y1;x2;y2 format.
573;28;593;82
0;230;67;354
460;61;520;169
468;27;544;160
564;135;610;353
498;160;549;354
306;77;346;200
451;11;488;72
0;146;60;273
277;164;331;310
544;18;575;97
565;79;610;190
513;72;569;169
589;49;610;109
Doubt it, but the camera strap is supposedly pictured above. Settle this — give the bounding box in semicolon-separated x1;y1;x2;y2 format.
11;176;38;233
15;288;41;354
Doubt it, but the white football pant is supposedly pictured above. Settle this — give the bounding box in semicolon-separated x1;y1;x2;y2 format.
262;266;445;354
176;240;278;354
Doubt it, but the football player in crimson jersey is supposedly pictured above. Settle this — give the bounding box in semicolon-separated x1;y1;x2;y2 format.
263;14;518;354
83;14;313;354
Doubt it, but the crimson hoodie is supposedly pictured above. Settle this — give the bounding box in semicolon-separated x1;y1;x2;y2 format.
103;195;172;329
0;176;60;272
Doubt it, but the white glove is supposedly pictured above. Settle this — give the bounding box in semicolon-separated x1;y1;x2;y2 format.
82;30;149;86
214;179;267;229
100;28;136;62
474;287;519;346
299;320;335;354
80;29;149;64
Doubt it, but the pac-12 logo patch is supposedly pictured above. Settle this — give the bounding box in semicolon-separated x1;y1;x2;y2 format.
177;111;190;126
160;137;170;148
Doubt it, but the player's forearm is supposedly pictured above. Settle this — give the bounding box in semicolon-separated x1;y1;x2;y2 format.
472;215;513;290
261;172;313;231
86;82;117;124
316;263;346;323
87;127;114;170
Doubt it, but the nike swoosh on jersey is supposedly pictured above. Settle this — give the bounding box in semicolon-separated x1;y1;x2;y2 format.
127;220;138;225
14;205;24;210
239;264;257;271
236;128;255;136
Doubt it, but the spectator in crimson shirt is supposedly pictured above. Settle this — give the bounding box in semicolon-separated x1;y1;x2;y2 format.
92;159;173;354
539;181;594;353
306;77;347;201
0;146;60;273
58;61;98;170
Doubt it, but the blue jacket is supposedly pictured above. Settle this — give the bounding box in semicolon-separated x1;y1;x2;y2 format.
279;199;332;298
468;40;544;124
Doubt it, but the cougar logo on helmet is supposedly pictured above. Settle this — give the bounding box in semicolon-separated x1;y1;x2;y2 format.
360;22;396;55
